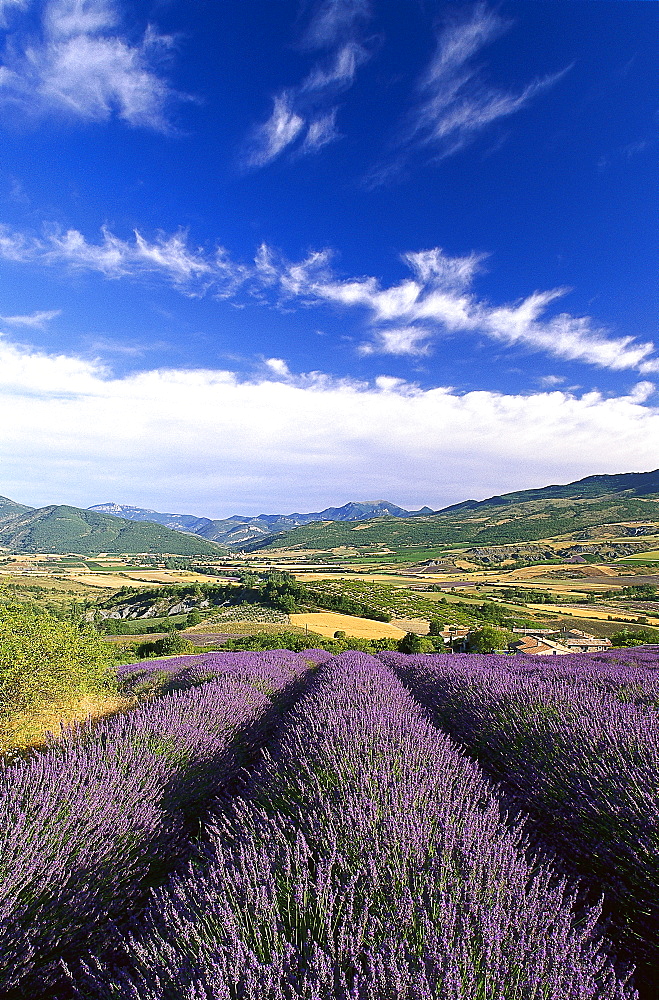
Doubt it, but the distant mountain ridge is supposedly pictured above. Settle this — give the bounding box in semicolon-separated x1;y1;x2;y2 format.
0;502;224;556
440;469;659;514
5;467;658;556
247;468;659;553
88;500;434;547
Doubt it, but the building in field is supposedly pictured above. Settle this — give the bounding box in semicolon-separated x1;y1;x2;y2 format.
549;628;612;652
510;627;612;655
510;634;572;655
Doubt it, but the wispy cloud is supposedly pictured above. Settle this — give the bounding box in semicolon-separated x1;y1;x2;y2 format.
358;325;433;356
0;0;183;130
0;307;60;327
0;218;656;374
0;329;657;514
243;1;372;168
0;222;232;294
265;243;659;374
367;2;569;183
0;0;28;27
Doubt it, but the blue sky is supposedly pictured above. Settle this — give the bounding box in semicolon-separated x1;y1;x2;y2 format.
0;0;656;516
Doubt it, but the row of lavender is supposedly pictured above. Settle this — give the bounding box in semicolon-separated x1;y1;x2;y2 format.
0;650;318;996
71;652;634;1000
381;647;659;994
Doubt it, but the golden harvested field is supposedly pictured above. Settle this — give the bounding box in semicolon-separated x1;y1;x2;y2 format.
1;693;132;753
526;603;659;626
390;618;430;635
289;612;408;639
185;620;310;636
504;563;619;580
293;572;453;586
69;573;145;588
121;571;233;584
0;574;113;596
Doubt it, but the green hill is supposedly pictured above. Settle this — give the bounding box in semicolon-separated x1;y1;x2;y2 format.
0;495;34;521
0;505;224;555
250;469;659;553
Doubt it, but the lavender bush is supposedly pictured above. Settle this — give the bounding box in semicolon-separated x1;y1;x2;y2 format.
72;652;634;1000
381;650;659;992
0;650;314;995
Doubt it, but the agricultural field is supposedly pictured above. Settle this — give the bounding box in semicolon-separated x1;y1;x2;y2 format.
619;550;659;564
289;611;408;639
1;645;658;998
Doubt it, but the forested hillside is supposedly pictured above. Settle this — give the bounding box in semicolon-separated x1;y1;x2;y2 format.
0;506;223;556
251;470;659;552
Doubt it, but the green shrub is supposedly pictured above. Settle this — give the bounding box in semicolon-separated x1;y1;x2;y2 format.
611;629;657;647
0;606;115;719
397;632;434;654
137;631;197;658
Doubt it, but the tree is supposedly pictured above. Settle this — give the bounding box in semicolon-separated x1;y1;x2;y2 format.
397;632;434;654
428;619;442;636
611;629;656;647
466;626;512;654
186;610;202;627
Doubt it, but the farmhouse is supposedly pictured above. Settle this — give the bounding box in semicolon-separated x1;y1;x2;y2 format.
510;627;612;655
510;635;572;656
550;628;612;652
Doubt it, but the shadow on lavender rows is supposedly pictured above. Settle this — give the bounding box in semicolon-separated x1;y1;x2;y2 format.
381;651;659;1000
66;652;635;1000
1;655;323;1000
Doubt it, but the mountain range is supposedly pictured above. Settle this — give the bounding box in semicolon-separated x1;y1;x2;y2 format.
246;468;659;553
87;501;434;547
0;503;223;556
1;468;658;557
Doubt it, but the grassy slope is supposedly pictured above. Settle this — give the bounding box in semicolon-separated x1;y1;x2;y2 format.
252;478;659;553
0;506;224;556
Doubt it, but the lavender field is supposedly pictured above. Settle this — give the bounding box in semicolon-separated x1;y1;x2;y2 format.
1;647;658;999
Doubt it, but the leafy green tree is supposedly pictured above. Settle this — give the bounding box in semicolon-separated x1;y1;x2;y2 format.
428;619;442;635
186;610;202;627
466;626;513;654
477;602;510;625
621;585;657;600
398;632;422;653
138;631;196;658
397;632;434;654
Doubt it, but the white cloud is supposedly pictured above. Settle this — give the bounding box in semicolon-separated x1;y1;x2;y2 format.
269;244;659;371
0;220;656;373
0;0;181;129
358;325;433;356
0;222;225;294
242;1;371;167
301;0;371;50
263;356;294;379
244;93;305;168
367;2;569;180
301;109;339;153
0;331;658;514
0;307;60;327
